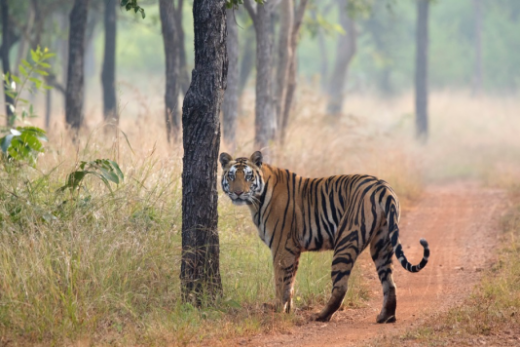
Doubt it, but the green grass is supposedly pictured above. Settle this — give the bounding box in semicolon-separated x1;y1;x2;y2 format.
0;142;372;346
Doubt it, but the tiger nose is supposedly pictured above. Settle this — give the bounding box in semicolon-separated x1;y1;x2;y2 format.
234;190;243;196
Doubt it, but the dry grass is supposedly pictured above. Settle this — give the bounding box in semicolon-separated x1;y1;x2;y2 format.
1;86;520;346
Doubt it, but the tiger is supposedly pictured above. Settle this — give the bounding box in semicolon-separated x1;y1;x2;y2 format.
219;151;430;323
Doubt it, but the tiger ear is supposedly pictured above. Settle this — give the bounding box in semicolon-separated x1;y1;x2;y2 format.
250;151;263;168
219;153;233;168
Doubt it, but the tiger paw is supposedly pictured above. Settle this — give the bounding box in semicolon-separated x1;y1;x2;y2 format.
376;313;396;324
310;312;333;322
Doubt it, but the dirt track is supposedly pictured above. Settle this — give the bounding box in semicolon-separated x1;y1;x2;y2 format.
230;183;506;347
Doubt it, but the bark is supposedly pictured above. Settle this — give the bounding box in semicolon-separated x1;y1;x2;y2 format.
159;0;180;142
15;5;35;73
65;0;89;132
326;7;357;116
415;0;429;140
238;25;255;94
317;19;329;91
45;89;52;129
1;0;15;126
180;0;227;303
279;0;308;144
274;0;293;133
222;8;239;151
174;0;190;94
472;0;482;96
102;0;118;126
244;0;275;151
58;10;69;86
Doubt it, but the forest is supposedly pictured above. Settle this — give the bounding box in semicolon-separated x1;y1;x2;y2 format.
1;0;520;346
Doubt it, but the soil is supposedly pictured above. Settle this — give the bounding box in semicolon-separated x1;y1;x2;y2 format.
224;182;507;347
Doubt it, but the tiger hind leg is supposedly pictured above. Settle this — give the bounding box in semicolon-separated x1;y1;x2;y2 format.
370;223;397;323
313;229;359;322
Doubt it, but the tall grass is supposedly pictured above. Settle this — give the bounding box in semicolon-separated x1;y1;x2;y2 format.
1;89;519;345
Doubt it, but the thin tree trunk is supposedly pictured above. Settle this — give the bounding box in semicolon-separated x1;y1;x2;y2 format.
222;8;239;151
102;0;118;127
238;25;255;94
180;0;227;303
159;0;180;143
15;5;35;73
274;0;293;133
280;0;308;144
317;20;329;91
244;0;275;151
59;10;69;85
45;89;52;129
472;0;482;96
415;0;429;140
1;0;15;126
174;0;190;95
65;0;89;132
326;7;356;116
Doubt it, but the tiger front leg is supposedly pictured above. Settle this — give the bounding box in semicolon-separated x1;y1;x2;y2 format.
272;251;300;313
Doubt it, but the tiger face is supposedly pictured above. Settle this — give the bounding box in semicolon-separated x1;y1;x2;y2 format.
219;151;265;206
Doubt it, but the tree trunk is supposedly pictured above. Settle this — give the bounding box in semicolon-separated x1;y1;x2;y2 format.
65;0;89;132
102;0;118;126
180;0;227;304
222;8;239;151
45;89;52;129
1;0;15;126
238;25;255;95
159;0;180;143
279;0;308;144
326;7;357;116
415;0;429;140
274;0;293;134
15;5;35;73
472;0;482;96
59;9;69;86
245;0;275;151
174;0;190;95
316;16;329;91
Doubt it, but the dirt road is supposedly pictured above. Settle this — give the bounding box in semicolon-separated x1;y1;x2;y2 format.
231;183;506;347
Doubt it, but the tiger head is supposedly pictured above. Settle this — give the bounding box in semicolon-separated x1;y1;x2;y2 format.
219;151;265;206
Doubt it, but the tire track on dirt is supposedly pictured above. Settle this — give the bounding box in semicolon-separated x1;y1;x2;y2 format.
224;183;506;347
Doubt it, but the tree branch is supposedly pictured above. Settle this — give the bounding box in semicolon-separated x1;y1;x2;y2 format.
243;0;257;27
46;73;66;95
293;0;308;38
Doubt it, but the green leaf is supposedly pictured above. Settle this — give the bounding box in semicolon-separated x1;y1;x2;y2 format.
100;167;120;184
29;77;43;89
19;65;28;77
1;134;15;153
42;53;56;60
30;49;40;63
34;69;49;76
108;160;124;181
21;59;31;69
38;62;51;68
11;75;21;84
